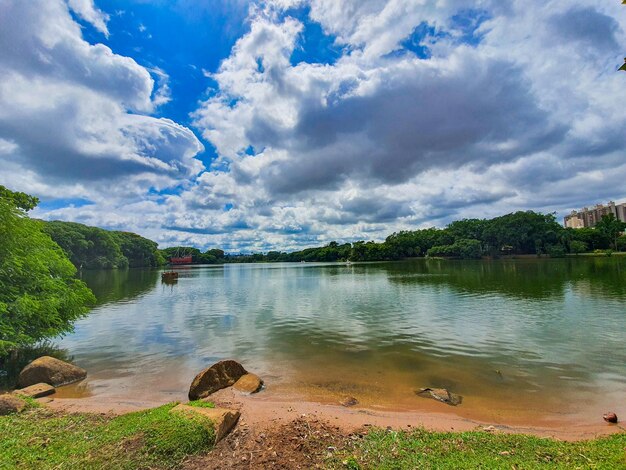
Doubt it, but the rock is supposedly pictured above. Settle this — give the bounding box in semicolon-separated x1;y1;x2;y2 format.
170;404;240;443
0;394;26;416
188;360;248;400
415;388;463;406
340;396;359;407
13;383;56;399
18;356;86;388
603;412;618;424
233;373;263;394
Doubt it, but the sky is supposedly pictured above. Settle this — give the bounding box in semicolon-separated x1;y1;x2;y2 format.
0;0;625;253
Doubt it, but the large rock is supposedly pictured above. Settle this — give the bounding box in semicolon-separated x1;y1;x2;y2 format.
0;394;26;416
233;373;263;394
170;404;240;443
13;383;56;399
188;360;247;400
415;388;463;406
18;356;86;388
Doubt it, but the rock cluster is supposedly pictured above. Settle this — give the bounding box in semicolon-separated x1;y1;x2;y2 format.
188;360;264;400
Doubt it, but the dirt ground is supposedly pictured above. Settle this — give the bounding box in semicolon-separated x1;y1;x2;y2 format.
182;415;355;469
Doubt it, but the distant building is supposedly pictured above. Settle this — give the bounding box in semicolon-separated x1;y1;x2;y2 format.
564;201;626;228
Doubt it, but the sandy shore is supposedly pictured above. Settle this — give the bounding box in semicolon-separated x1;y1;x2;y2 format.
41;386;623;442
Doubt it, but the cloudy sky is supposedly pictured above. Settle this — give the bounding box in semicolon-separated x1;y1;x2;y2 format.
1;0;625;252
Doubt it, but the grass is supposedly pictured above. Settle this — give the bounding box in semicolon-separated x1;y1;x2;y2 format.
332;428;626;469
0;403;215;470
187;400;215;409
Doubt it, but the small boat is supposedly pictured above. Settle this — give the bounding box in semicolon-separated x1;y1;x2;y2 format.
161;271;179;282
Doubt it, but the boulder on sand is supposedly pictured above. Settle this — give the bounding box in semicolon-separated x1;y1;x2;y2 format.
18;356;86;388
170;404;240;443
233;373;263;394
415;388;463;406
0;394;26;416
13;383;56;399
189;360;248;400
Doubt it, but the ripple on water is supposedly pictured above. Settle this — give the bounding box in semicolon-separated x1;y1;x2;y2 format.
59;259;626;424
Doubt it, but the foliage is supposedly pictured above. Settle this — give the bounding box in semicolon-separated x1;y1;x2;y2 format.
569;240;587;255
567;227;610;251
617;235;626;252
113;231;163;268
331;427;626;469
427;239;483;259
159;246;226;264
0;404;214;469
0;185;39;211
546;244;566;258
44;221;165;269
0;191;95;356
594;214;626;251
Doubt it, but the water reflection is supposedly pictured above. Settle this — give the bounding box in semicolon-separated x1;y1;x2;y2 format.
57;259;626;424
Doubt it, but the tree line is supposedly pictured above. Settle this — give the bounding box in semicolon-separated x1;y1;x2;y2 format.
39;208;626;267
230;211;626;262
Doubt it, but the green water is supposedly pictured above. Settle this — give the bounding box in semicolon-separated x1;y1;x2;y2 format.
58;258;625;424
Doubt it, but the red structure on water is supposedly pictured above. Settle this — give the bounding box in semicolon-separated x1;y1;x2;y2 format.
170;255;193;265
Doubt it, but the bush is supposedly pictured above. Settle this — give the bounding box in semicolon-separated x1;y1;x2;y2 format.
546;244;566;258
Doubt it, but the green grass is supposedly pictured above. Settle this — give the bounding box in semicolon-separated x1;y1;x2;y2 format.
332;428;626;469
187;400;215;409
0;403;215;469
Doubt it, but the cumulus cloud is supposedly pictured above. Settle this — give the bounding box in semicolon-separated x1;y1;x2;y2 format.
0;0;203;201
184;0;626;250
67;0;110;36
2;0;626;252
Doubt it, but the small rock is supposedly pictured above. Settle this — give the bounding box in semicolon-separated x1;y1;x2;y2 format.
603;412;618;424
18;356;86;388
483;425;496;432
340;396;359;407
170;404;240;443
188;360;248;400
13;383;55;399
233;373;263;394
415;388;463;406
0;394;26;416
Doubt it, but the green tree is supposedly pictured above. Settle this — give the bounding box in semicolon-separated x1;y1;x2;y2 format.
569;240;587;255
595;214;626;251
0;185;39;211
0;189;95;356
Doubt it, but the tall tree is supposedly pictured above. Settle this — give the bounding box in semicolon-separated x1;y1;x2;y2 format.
595;214;626;251
0;188;95;356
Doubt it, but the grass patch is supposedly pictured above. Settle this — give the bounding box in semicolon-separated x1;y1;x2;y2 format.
0;403;214;469
187;400;215;409
331;428;626;469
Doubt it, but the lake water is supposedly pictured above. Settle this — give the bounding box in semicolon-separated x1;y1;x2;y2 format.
56;258;626;426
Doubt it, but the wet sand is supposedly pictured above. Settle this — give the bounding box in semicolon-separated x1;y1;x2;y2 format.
44;383;623;441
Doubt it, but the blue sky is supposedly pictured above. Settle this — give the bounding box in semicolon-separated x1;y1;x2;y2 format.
1;0;625;252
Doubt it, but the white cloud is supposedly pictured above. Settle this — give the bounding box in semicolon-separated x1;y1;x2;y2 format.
67;0;110;36
3;0;626;252
0;0;203;209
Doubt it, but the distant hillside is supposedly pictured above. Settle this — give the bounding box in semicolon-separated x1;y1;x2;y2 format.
43;220;165;269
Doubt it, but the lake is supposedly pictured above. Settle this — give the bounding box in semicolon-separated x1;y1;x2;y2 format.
56;258;626;426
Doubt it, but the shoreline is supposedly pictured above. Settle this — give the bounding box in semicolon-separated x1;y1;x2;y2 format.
40;387;623;442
